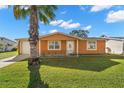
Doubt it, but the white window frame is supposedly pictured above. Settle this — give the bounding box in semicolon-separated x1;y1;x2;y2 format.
87;40;97;50
48;41;61;50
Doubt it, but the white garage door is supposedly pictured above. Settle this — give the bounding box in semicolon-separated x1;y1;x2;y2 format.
106;40;123;54
22;41;30;54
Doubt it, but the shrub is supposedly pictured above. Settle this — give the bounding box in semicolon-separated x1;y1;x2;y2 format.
11;48;17;51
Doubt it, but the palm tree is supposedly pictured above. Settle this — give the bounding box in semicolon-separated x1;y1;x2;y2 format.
69;29;89;38
13;5;57;67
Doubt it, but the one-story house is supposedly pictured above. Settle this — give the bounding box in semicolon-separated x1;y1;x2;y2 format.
0;37;17;52
105;37;124;54
16;32;105;56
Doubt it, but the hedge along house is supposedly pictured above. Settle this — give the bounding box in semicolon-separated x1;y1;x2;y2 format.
16;32;105;56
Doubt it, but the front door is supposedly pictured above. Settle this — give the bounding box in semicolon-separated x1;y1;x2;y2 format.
66;41;74;55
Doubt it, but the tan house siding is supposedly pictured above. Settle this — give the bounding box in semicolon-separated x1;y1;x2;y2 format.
78;40;105;54
19;40;24;55
40;40;68;56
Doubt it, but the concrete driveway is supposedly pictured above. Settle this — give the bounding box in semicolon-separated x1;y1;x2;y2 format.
0;54;29;68
0;56;16;68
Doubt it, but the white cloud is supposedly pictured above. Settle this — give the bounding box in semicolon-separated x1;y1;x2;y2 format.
106;10;124;23
91;5;113;12
49;29;58;33
50;20;64;26
20;6;30;10
79;6;85;11
61;11;67;15
0;5;8;10
40;21;44;24
59;20;80;29
82;25;92;30
50;19;80;29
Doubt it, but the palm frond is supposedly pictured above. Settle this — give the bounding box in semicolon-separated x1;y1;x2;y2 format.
13;5;30;20
37;5;57;24
38;12;49;24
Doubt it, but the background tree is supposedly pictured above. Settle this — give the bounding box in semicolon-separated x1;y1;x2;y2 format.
13;5;57;67
69;29;89;38
100;34;107;38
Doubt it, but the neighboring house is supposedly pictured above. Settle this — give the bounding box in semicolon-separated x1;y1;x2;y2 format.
105;37;124;54
0;37;17;52
16;32;106;56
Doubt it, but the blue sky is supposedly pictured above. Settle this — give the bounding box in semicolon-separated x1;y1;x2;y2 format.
0;5;124;40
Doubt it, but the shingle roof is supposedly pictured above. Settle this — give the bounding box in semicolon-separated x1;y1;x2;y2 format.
110;37;124;39
0;37;16;43
105;37;124;41
16;32;105;40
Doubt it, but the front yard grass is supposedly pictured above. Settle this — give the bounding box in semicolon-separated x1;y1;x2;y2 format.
0;55;124;88
0;51;17;60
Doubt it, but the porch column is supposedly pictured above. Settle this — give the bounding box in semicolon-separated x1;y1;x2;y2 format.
39;39;41;56
76;39;79;56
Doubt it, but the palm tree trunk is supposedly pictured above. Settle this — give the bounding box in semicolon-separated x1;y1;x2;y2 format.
28;5;39;66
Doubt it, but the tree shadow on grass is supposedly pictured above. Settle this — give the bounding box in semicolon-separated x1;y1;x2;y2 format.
28;64;48;88
40;55;122;72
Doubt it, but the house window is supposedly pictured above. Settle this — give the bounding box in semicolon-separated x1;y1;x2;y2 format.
87;40;97;50
48;41;61;50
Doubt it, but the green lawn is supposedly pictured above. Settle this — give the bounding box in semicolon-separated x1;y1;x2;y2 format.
0;51;17;60
0;55;124;88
